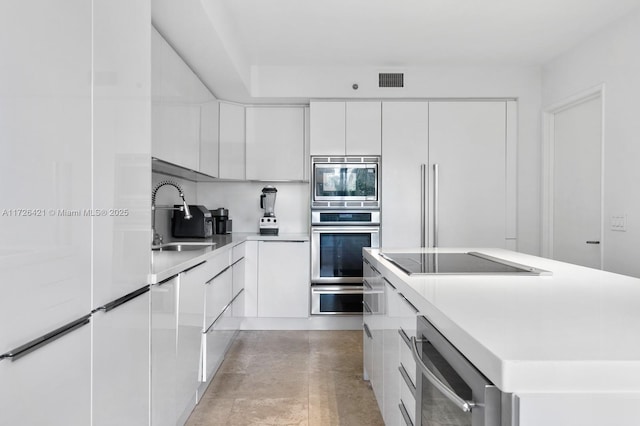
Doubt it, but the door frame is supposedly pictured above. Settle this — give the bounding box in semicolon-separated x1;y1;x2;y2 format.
541;84;605;267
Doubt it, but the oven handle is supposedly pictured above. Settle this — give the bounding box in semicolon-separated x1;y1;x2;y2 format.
410;336;477;413
311;226;381;233
311;286;364;294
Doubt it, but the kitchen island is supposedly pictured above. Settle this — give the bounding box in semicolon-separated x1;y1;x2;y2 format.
364;247;640;426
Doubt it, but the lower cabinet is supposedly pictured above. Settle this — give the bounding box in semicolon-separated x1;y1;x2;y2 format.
151;243;247;426
257;240;310;318
151;275;179;426
363;257;419;426
0;321;92;426
93;290;150;426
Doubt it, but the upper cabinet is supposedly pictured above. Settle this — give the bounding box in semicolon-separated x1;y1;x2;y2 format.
310;101;381;156
152;28;216;172
218;102;245;180
199;100;220;177
246;107;305;181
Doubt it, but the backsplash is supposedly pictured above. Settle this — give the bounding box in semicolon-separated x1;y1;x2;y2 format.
151;173;198;243
197;181;310;234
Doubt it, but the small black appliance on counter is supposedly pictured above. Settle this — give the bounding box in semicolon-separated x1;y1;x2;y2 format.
211;207;232;234
172;205;213;238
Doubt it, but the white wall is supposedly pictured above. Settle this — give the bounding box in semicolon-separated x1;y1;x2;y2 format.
542;8;640;277
196;181;309;234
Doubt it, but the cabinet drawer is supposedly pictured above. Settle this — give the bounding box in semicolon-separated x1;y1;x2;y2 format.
400;374;416;426
232;242;245;263
204;268;233;328
206;251;231;280
399;329;417;390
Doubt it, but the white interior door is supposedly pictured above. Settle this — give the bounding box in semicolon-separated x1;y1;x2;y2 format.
552;95;602;268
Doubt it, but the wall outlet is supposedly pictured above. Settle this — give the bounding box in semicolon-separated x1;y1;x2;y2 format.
610;214;627;232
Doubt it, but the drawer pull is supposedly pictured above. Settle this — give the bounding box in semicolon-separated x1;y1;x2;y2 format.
399;363;416;396
399;401;414;426
363;323;372;339
398;328;411;349
398;292;419;313
382;276;396;290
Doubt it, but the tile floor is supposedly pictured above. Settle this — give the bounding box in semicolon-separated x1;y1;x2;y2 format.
185;330;385;426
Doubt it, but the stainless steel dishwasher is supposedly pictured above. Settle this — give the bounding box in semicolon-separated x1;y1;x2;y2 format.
410;315;514;426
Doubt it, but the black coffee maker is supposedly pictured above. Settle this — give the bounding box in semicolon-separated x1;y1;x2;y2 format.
211;208;232;234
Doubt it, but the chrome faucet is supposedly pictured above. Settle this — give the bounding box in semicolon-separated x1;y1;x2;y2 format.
151;180;192;246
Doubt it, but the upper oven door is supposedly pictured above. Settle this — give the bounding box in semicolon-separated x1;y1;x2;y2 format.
311;157;380;209
311;226;380;284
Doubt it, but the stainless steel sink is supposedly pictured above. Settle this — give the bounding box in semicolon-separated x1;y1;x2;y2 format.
151;242;216;252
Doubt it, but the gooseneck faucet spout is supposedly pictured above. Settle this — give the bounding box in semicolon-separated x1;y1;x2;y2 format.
151;180;192;246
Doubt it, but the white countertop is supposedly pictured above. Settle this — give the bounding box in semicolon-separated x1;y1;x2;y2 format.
149;232;309;284
365;247;640;394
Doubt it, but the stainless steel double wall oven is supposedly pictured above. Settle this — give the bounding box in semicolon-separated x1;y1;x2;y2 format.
310;156;381;315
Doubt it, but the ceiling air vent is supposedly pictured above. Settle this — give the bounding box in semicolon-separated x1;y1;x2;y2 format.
379;73;404;88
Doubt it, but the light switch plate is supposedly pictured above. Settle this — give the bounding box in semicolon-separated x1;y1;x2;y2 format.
610;215;627;231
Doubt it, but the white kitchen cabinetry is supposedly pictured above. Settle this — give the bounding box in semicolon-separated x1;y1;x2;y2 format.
200;100;220;177
232;243;246;318
151;276;179;426
363;258;419;426
0;322;92;426
246;107;305;180
152;27;216;173
177;262;210;424
202;264;233;384
346;102;382;155
310;101;381;155
219;102;246;179
152;28;200;170
257;241;310;318
382;101;516;249
92;291;150;426
363;259;386;416
310;101;345;155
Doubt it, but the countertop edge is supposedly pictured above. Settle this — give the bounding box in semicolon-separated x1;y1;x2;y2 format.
149;233;309;284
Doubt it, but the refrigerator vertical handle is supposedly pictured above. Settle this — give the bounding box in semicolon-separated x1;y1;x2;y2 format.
433;163;439;248
420;164;426;248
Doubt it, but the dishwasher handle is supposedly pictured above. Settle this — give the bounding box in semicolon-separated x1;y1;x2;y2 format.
410;336;477;413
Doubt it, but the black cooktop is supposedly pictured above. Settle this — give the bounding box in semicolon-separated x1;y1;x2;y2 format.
379;252;547;275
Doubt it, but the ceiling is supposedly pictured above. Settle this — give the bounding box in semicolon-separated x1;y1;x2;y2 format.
153;0;640;102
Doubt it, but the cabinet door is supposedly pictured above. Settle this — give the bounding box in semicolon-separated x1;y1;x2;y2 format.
346;101;381;155
310;101;346;155
381;102;429;248
428;102;507;247
232;257;246;317
151;276;178;426
257;241;310;318
246;107;305;180
0;323;91;426
203;268;232;382
93;0;151;308
219;102;246;179
92;291;150;426
383;282;401;426
177;265;208;419
151;28;200;171
0;0;92;355
200;100;220;177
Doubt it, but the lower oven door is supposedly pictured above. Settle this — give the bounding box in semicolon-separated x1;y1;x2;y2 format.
311;226;380;284
310;285;363;315
411;315;505;426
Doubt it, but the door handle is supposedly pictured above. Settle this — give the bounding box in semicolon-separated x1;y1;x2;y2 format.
586;241;600;244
